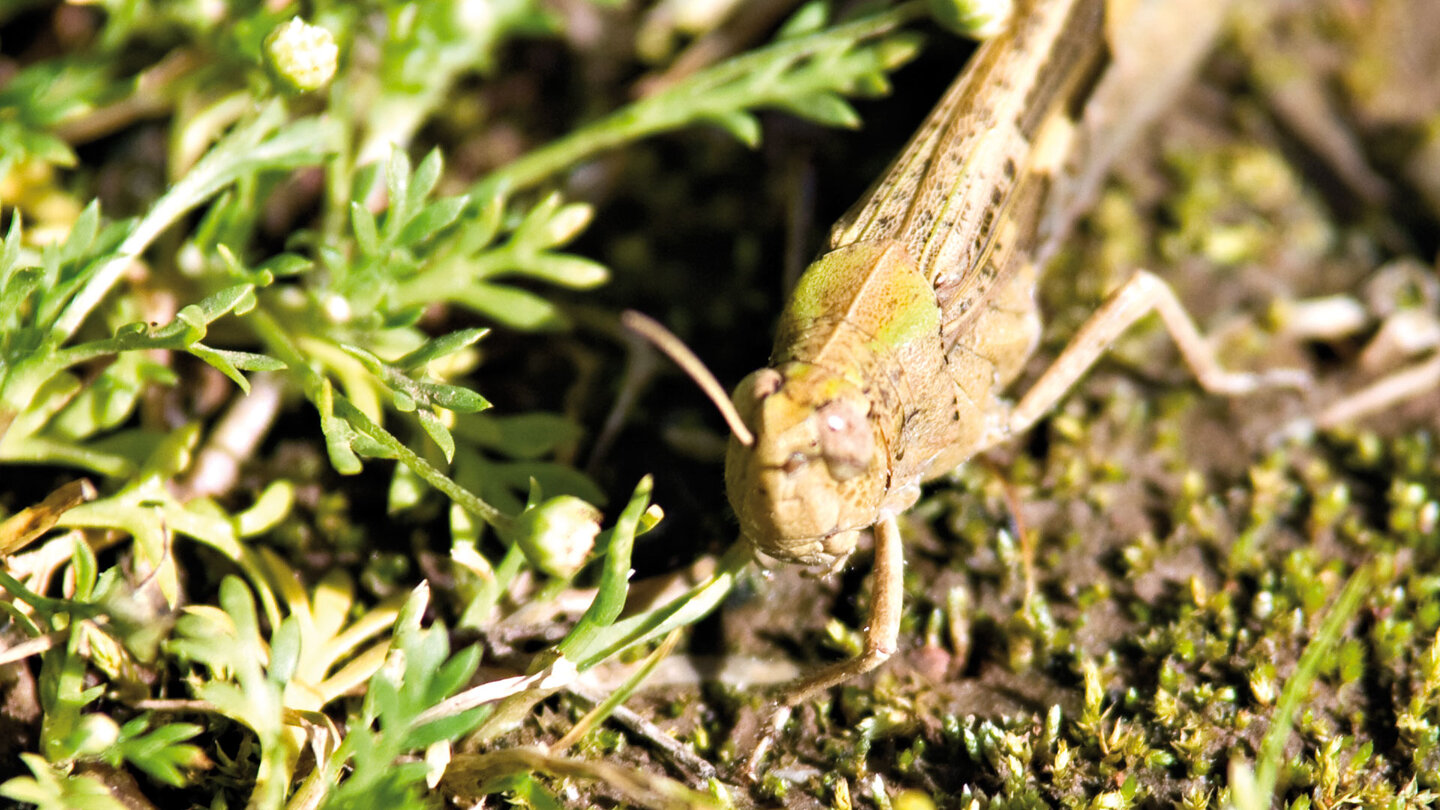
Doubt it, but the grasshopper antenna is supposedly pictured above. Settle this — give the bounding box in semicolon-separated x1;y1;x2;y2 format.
620;310;755;447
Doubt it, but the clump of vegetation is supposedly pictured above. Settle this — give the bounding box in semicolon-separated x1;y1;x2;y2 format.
0;0;929;805
2;0;1438;808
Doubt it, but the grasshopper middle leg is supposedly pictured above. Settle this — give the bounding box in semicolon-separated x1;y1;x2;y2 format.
1000;268;1311;442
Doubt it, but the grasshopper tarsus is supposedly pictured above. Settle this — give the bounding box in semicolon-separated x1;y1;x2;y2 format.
1278;353;1440;443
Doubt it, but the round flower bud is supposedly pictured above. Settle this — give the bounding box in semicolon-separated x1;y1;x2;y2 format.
927;0;1013;39
264;18;338;93
510;496;602;578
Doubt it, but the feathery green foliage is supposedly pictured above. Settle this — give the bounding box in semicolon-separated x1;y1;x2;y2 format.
0;1;938;806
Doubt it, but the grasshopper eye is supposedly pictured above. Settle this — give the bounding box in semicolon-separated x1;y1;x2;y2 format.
816;399;873;481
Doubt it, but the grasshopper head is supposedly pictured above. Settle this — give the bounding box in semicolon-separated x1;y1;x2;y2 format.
725;362;886;566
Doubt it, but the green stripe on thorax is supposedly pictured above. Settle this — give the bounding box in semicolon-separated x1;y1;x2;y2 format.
779;241;942;367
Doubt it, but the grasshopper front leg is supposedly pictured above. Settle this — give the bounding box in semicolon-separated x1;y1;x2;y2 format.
745;509;906;776
997;268;1311;444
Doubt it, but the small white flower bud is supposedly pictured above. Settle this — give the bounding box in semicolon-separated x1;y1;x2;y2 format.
928;0;1013;39
265;18;338;93
510;496;602;578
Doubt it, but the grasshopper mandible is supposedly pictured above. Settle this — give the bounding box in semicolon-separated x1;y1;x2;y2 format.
715;0;1308;716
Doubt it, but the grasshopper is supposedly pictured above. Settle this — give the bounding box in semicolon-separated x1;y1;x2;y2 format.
627;0;1309;761
715;0;1308;720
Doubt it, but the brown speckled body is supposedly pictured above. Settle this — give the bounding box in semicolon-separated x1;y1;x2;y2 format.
726;0;1104;567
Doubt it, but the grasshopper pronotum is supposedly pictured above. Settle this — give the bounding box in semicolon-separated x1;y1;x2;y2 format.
631;0;1309;764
